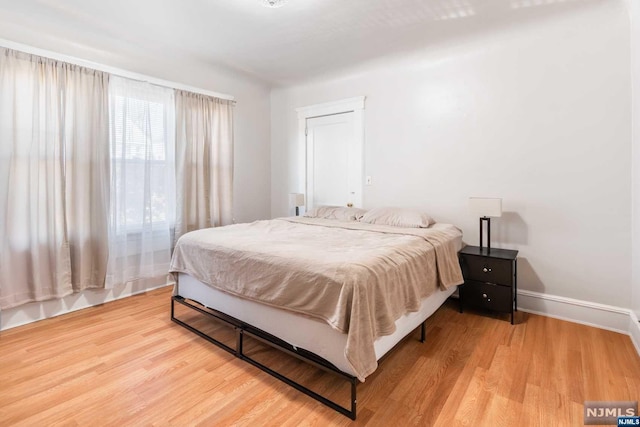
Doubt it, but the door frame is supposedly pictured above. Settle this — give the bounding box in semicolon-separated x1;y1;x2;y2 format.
296;96;366;211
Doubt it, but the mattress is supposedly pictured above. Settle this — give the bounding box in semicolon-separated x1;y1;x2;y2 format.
176;272;456;377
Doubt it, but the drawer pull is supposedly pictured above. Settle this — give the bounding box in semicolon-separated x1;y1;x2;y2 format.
482;293;487;298
482;267;492;273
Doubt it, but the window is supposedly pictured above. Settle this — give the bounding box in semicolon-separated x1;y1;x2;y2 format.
1;46;233;303
106;77;175;287
108;78;176;234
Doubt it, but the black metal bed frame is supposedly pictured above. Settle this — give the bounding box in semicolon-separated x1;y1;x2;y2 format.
171;295;427;420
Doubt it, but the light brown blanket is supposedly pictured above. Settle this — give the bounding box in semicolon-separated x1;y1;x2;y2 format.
170;217;463;381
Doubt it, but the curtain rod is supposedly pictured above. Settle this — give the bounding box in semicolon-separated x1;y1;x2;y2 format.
0;38;235;102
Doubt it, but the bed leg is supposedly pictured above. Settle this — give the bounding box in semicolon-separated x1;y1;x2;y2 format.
420;321;426;343
236;329;244;356
350;377;357;420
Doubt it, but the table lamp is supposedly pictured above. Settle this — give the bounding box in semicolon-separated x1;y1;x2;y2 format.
289;193;305;216
468;197;502;250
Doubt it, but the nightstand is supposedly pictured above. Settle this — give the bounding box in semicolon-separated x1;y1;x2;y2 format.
458;245;518;324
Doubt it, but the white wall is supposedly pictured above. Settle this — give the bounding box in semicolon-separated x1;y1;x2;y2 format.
630;0;640;319
0;29;272;330
271;0;632;308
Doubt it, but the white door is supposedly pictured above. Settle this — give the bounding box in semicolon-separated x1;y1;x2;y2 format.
306;112;362;209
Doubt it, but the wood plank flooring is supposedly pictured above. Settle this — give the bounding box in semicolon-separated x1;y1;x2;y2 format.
1;286;639;426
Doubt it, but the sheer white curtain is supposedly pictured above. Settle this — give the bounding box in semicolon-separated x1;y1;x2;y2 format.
106;76;175;288
0;48;109;309
175;90;234;240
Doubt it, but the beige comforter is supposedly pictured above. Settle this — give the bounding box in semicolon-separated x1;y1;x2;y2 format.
169;217;463;381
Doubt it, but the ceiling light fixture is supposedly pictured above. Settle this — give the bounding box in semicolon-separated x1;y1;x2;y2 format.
262;0;286;8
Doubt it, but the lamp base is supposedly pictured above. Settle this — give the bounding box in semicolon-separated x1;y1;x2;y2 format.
479;217;491;250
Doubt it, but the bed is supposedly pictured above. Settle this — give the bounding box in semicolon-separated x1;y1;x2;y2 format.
169;215;463;419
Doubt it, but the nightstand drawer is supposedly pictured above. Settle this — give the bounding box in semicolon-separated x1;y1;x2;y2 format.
463;255;512;285
461;281;512;313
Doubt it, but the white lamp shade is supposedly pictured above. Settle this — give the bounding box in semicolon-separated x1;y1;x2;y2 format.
469;197;502;218
289;193;305;207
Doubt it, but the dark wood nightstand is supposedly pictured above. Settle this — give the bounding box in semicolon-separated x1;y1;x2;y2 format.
458;245;518;324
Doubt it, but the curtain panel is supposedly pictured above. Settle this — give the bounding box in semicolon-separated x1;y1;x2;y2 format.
106;77;176;288
175;91;234;241
0;48;110;309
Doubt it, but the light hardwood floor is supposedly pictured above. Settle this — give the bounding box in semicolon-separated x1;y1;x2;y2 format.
1;286;639;426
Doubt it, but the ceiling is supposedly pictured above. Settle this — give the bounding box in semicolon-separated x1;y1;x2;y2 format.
0;0;599;86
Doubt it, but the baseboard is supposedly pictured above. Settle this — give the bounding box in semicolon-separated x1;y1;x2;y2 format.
630;311;640;356
517;289;632;334
0;280;173;331
518;290;640;359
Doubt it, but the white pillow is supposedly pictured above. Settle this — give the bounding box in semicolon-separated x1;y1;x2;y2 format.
360;207;434;228
304;205;367;221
